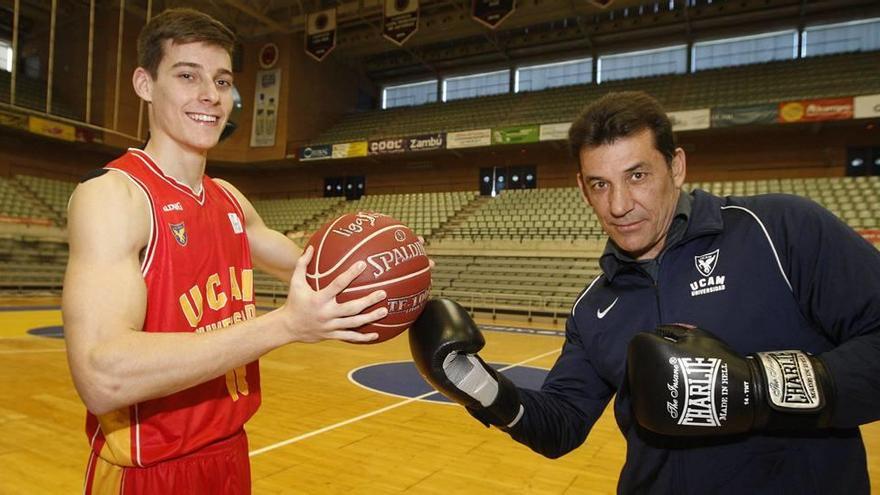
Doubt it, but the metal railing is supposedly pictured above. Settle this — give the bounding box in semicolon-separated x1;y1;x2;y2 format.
1;0;146;144
432;289;572;323
254;282;573;323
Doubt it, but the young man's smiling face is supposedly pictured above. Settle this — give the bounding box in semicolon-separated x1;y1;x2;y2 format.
136;40;234;153
577;128;686;260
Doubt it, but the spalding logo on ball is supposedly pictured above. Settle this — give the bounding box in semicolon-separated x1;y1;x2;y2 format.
306;211;432;343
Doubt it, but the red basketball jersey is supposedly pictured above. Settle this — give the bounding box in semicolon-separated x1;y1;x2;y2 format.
84;148;261;467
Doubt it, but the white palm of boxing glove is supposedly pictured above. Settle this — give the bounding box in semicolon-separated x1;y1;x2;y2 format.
442;352;500;407
410;298;524;429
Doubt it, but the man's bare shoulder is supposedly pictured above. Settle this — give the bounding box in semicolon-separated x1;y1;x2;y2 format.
211;177;245;199
70;169;144;208
68;169;150;248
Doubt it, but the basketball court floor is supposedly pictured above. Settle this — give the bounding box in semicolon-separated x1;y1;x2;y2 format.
1;295;878;494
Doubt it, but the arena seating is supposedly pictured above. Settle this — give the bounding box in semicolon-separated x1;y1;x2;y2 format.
0;176;57;224
250;196;345;233
690;177;880;228
313;52;880;144
294;190;478;237
430;254;601;320
14;174;76;226
0;233;67;292
317;91;522;143
230;176;880;321
440;187;604;241
2;174;878;323
251;190;480;298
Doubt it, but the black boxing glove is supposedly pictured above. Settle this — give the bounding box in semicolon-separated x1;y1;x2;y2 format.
627;324;835;436
409;298;523;428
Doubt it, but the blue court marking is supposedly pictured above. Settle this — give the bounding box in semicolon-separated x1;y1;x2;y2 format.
349;361;548;403
28;325;65;339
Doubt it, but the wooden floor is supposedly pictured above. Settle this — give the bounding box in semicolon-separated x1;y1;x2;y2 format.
1;295;878;494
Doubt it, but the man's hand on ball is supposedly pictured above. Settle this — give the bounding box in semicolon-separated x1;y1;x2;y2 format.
281;245;388;344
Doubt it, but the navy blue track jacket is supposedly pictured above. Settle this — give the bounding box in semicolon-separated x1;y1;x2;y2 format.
507;189;880;494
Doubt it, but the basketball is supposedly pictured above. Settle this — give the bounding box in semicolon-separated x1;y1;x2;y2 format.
305;211;432;343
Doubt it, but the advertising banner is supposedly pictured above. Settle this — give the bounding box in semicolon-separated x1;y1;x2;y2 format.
406;133;445;152
778;97;853;123
368;137;407;155
75;128;102;144
28;116;75;141
854;94;880;119
710;103;777;128
668;108;711;131
859;229;880;245
332;141;368;158
492;125;539;144
299;144;333;161
538;122;571;141
0;110;28;130
446;129;491;149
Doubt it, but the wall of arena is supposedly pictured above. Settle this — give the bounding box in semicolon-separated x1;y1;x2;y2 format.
210;123;872;198
2;9;879;196
3;120;877;197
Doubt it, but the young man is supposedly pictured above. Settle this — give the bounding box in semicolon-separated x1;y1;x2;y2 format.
410;91;880;493
62;9;388;493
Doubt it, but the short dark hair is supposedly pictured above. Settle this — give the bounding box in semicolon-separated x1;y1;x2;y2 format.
137;8;235;79
568;91;676;166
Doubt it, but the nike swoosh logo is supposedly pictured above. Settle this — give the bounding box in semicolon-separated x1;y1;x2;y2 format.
597;297;619;319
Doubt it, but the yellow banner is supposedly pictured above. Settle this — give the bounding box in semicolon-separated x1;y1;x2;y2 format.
28;116;76;142
332;141;368;158
0;110;28;130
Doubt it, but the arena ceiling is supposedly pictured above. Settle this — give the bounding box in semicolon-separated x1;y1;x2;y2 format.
7;0;879;81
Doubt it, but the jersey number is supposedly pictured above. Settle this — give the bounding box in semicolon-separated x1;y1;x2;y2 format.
225;366;249;401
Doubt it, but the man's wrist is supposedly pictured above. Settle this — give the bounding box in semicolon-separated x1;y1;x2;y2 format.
466;371;522;428
266;307;299;346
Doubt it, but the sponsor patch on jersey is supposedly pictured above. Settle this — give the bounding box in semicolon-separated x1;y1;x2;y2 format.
162;202;183;212
690;249;726;297
170;222;187;246
228;212;243;234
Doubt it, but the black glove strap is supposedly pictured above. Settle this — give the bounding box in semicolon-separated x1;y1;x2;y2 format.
467;370;522;428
